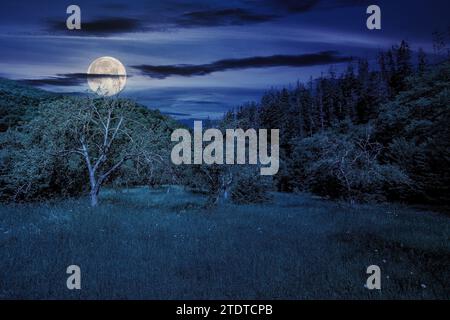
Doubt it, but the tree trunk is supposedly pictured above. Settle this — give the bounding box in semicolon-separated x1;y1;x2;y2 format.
90;189;98;207
90;184;100;207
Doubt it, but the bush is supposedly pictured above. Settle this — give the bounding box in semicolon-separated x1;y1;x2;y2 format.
231;167;272;204
290;126;410;202
180;164;272;206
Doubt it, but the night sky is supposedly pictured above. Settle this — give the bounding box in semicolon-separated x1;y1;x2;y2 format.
1;0;449;119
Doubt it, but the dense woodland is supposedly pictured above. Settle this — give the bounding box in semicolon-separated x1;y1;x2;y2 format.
0;41;449;207
220;41;450;205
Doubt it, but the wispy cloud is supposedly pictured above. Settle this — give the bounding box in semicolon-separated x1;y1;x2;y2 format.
132;51;353;79
175;8;277;27
19;73;129;87
256;0;320;13
39;0;370;37
46;17;145;36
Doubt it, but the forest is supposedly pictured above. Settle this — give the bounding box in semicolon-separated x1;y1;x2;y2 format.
0;41;449;209
219;41;450;206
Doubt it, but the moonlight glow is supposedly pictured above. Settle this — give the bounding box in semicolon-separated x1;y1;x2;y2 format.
87;56;127;96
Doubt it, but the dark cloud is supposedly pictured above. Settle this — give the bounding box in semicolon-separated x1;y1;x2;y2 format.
329;0;372;7
243;0;368;14
41;0;370;35
163;112;193;117
176;8;277;27
266;0;320;13
133;52;353;79
19;73;129;87
46;17;144;35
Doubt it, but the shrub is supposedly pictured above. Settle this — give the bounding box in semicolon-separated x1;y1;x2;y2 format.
231;167;272;204
290;126;410;202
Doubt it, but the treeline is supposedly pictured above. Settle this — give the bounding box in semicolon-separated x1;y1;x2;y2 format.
0;41;449;207
221;41;450;205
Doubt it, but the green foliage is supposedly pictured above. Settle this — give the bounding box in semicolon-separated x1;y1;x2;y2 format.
1;41;449;207
377;62;450;203
181;163;271;206
230;167;272;204
289;126;410;201
0;78;60;132
0;128;87;201
0;93;178;202
224;43;449;206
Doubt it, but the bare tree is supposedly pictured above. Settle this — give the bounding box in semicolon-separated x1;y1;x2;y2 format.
58;97;162;206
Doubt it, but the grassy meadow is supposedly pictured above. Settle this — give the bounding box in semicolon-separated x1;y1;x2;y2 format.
0;186;449;299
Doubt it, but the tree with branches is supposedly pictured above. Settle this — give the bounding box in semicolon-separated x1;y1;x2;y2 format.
11;96;167;206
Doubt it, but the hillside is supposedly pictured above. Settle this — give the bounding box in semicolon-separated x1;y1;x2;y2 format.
0;79;181;201
0;78;180;132
0;78;62;132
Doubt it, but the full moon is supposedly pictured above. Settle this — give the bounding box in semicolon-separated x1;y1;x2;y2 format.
87;56;127;96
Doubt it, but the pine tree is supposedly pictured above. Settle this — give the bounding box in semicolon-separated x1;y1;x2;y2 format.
417;48;428;74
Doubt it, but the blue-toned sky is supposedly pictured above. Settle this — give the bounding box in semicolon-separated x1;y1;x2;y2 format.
1;0;449;119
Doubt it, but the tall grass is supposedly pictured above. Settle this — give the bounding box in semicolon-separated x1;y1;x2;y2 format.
0;187;449;299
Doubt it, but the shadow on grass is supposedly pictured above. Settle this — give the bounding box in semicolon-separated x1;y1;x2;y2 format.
331;231;450;299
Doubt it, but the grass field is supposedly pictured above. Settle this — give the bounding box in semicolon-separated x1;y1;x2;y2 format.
0;186;449;299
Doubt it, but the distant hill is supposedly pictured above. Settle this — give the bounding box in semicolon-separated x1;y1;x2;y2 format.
0;78;58;99
0;78;183;132
0;78;62;132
